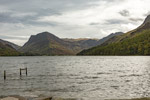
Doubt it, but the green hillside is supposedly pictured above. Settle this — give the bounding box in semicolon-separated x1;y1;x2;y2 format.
0;42;20;56
78;29;150;55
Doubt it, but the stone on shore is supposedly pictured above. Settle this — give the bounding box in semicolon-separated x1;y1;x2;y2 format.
0;96;27;100
51;97;78;100
37;97;80;100
0;97;19;100
111;98;150;100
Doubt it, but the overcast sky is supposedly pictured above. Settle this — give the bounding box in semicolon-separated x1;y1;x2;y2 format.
0;0;150;45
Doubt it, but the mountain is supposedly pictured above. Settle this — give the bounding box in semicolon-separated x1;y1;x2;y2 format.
19;32;73;55
19;32;100;55
62;38;99;50
0;39;20;50
0;39;20;56
97;32;123;45
78;15;150;55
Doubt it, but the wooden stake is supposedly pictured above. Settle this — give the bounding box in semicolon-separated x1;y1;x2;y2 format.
26;67;27;76
4;70;6;80
20;68;22;76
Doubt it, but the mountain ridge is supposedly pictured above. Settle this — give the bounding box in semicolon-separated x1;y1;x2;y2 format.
19;31;123;55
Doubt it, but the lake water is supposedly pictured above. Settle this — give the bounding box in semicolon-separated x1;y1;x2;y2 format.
0;56;150;100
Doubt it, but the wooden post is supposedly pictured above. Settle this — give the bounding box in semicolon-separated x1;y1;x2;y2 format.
20;68;22;76
20;68;28;77
4;70;6;80
26;67;27;76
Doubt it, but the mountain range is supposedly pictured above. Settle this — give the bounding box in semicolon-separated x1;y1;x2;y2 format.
18;31;123;55
78;15;150;55
0;31;123;56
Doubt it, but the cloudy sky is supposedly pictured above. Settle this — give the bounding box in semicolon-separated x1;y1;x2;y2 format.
0;0;150;45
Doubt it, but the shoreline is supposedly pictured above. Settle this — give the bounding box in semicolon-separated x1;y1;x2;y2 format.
1;96;150;100
0;95;80;100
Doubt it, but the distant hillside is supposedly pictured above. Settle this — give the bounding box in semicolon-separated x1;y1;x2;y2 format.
62;38;99;42
19;32;100;55
62;38;100;51
97;32;123;45
0;40;20;56
0;39;20;50
78;15;150;55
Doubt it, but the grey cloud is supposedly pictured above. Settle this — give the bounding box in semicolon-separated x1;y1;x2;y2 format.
144;11;150;16
0;12;21;23
0;0;120;16
0;0;102;26
0;10;60;27
0;35;28;40
129;18;143;22
89;22;100;26
105;19;127;24
0;0;123;26
119;10;130;17
0;0;100;13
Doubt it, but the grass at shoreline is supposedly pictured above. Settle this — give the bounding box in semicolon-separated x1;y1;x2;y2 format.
129;98;150;100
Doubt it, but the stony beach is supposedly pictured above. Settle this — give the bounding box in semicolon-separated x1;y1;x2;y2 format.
1;96;150;100
0;96;80;100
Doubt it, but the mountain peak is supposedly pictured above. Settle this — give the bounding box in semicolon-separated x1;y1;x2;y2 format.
143;15;150;24
26;31;60;44
36;31;56;37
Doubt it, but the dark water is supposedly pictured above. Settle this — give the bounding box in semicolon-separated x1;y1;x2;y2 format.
0;56;150;100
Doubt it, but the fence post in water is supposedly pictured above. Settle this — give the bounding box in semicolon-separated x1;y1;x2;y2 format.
26;67;27;76
20;68;22;76
4;70;6;80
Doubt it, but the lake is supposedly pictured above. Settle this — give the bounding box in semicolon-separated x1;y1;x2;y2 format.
0;56;150;100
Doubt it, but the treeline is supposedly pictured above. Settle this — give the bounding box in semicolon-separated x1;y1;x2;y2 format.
0;51;42;56
0;43;20;56
0;49;20;56
78;30;150;55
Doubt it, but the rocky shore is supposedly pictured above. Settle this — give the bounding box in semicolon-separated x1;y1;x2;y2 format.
0;96;80;100
1;96;150;100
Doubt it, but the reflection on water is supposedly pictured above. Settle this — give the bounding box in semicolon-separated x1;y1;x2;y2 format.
0;56;150;100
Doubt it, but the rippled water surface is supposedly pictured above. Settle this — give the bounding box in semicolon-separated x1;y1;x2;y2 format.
0;56;150;100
